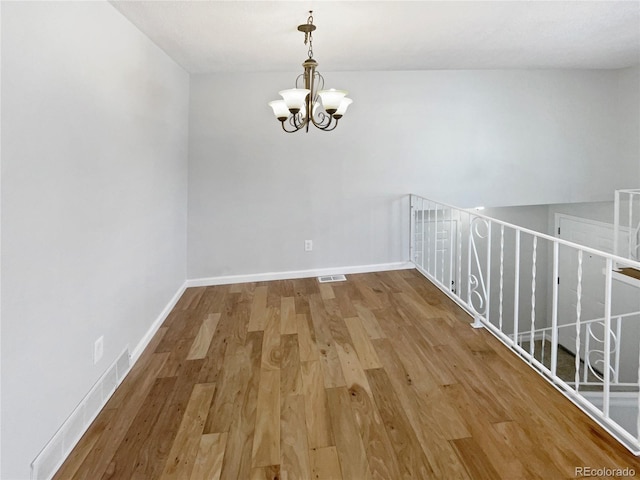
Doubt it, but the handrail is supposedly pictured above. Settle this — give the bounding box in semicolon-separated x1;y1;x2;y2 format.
513;310;640;335
419;196;640;269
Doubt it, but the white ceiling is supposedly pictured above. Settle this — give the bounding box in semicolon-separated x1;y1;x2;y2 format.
110;1;640;73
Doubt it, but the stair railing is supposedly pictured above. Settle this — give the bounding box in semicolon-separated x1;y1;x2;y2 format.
410;194;640;454
512;311;640;390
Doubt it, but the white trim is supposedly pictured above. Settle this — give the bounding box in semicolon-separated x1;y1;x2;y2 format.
555;212;620;235
31;348;131;480
31;282;187;480
583;391;639;409
613;270;640;288
185;262;415;288
129;281;187;363
555;213;632;245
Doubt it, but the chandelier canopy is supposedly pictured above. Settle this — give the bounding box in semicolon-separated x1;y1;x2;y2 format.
268;11;352;133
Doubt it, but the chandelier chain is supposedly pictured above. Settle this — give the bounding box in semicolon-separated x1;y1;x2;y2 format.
304;11;314;59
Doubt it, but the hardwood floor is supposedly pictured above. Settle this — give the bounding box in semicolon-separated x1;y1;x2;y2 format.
54;269;640;479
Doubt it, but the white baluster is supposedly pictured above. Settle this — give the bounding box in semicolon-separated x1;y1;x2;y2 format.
458;211;463;298
614;190;620;260
499;225;504;331
449;208;454;293
434;205;439;277
441;207;445;283
637;318;640;442
614;316;621;384
529;236;537;360
629;194;634;260
427;200;431;274
420;197;426;269
551;241;559;378
486;221;492;325
603;258;613;418
409;195;418;263
513;230;521;347
576;250;583;391
467;215;473;312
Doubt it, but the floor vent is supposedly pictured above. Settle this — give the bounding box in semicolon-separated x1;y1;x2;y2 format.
31;347;131;480
318;274;347;283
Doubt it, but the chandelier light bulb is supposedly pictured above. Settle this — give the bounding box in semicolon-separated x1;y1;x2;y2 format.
279;88;310;114
268;100;290;121
317;89;348;114
333;97;353;119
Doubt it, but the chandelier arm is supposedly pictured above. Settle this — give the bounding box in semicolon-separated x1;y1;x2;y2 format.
316;118;340;132
291;112;309;130
309;110;333;129
280;119;303;133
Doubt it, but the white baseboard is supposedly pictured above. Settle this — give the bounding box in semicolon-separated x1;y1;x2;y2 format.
185;261;415;288
33;280;188;480
130;281;188;364
31;348;131;480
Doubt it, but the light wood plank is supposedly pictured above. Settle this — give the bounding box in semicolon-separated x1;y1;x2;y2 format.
248;285;268;331
344;316;382;369
219;331;263;480
72;352;170;480
354;304;385;340
300;360;334;449
281;296;297;334
98;376;178;479
451;437;502;480
309;294;346;389
319;283;336;300
335;339;372;396
281;333;303;396
280;394;311;480
204;337;255;434
252;369;281;468
186;313;221;360
326;387;373;480
189;432;228;480
309;446;343;480
160;382;217;480
297;313;319;362
52;409;117;480
366;368;437;479
129;359;207;480
261;307;281;370
441;382;530;479
346;383;403;480
250;465;281;480
373;337;471;479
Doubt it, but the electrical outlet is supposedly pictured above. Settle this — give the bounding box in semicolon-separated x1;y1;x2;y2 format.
304;240;313;252
94;336;104;364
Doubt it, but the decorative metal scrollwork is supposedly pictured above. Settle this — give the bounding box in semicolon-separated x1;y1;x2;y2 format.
585;321;618;382
468;217;490;317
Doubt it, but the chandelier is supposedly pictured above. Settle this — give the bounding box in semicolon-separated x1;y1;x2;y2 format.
268;11;352;133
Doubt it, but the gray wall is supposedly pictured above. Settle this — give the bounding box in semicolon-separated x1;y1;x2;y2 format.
188;69;638;280
1;3;189;478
